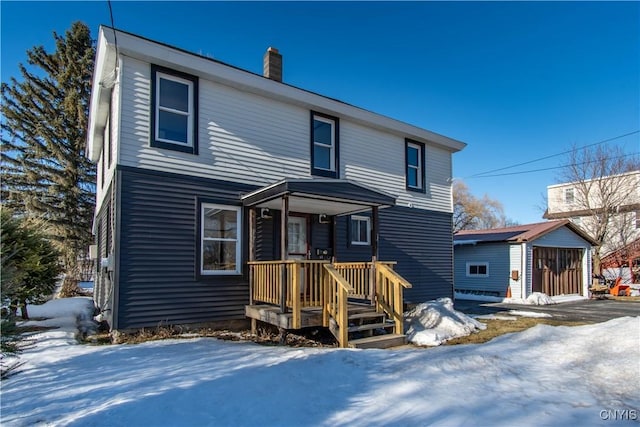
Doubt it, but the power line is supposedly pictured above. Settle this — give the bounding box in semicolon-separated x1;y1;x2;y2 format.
107;0;119;68
464;130;639;179
467;152;640;178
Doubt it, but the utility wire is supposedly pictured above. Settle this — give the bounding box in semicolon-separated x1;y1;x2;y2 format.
107;0;119;69
468;151;640;178
464;130;639;179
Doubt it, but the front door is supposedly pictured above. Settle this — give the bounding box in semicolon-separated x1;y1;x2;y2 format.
287;216;309;259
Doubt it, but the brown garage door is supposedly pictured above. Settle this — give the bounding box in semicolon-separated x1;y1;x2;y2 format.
533;247;583;296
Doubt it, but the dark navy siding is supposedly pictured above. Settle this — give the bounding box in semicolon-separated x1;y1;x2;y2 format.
333;207;454;302
255;216;275;261
116;167;255;329
93;186;114;327
379;207;454;303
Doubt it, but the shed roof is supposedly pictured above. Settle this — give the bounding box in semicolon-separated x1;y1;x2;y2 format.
454;220;598;246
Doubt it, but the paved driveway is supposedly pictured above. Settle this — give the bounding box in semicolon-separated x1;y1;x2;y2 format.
454;298;640;323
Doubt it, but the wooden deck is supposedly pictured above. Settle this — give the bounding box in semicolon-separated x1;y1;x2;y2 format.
245;261;412;349
245;305;324;330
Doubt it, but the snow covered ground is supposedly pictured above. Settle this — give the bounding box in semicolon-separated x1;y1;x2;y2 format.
1;297;639;426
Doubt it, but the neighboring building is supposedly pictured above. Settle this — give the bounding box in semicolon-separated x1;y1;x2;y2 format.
454;221;596;300
86;26;466;336
600;238;640;283
544;170;640;259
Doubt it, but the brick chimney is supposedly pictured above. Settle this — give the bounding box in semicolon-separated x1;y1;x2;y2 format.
263;47;282;82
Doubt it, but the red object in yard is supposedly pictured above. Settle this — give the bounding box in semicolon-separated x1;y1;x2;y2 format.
610;277;631;297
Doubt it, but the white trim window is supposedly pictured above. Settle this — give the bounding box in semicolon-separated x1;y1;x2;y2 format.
201;204;241;275
350;215;371;245
311;113;338;177
466;262;489;277
151;65;198;154
406;140;424;191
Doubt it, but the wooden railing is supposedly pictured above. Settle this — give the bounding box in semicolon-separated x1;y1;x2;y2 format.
375;262;412;333
322;264;354;348
248;260;411;346
333;262;396;300
248;260;329;329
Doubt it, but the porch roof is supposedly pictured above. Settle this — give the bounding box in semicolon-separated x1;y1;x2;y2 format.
241;179;396;216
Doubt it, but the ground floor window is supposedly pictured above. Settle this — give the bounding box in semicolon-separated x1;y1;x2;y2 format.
201;203;241;275
466;262;489;277
350;215;371;245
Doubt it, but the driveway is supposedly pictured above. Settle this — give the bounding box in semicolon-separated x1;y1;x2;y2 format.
454;298;640;323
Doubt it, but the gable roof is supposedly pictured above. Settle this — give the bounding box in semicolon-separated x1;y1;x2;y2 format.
87;26;467;162
454;220;598;246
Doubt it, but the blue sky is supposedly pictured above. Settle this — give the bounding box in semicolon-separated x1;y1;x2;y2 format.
2;1;639;224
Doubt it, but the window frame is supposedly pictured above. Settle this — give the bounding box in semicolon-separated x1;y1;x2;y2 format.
199;202;242;276
405;139;425;192
466;262;489;277
150;65;199;155
310;111;339;178
564;188;575;205
350;215;371;246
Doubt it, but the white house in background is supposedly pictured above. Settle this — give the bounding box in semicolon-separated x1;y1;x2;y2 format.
544;170;640;259
454;220;597;300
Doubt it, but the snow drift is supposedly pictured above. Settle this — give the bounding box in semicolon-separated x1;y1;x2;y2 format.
404;297;486;346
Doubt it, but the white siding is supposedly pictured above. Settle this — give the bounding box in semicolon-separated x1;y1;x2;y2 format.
524;243;533;297
509;244;523;299
95;81;120;214
116;55;454;213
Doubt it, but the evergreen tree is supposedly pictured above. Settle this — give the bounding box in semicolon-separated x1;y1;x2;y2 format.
1;22;96;285
1;210;63;319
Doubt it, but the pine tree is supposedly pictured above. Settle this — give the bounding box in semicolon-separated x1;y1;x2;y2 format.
1;22;96;286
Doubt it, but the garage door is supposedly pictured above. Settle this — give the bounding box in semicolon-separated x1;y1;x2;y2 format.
533;247;583;296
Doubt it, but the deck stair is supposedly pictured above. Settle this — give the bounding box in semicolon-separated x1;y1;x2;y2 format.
330;304;406;349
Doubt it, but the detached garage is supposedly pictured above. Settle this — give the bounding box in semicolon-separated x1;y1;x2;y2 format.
454;220;596;300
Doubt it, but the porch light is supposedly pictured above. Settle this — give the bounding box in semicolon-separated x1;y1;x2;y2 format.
260;208;272;219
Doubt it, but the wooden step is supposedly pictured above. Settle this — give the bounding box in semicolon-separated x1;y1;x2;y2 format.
348;322;395;333
349;334;407;349
348;311;385;321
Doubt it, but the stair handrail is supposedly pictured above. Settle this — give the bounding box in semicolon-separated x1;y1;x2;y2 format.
323;264;354;348
375;262;412;334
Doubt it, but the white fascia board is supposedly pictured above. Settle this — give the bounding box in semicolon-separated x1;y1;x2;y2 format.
86;28;117;162
106;27;467;153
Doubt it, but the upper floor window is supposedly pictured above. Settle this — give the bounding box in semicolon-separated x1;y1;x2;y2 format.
405;139;425;192
151;65;198;155
634;211;640;229
564;188;575;204
350;215;371;246
311;112;339;178
466;262;489;277
200;203;241;275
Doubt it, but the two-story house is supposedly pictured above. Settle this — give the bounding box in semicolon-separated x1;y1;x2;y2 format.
86;27;466;347
544;170;640;268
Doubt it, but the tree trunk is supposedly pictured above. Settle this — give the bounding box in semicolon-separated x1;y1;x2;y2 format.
20;299;29;320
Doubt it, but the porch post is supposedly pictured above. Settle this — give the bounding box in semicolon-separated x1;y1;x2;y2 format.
331;215;337;263
370;206;379;304
280;194;289;313
248;207;256;306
